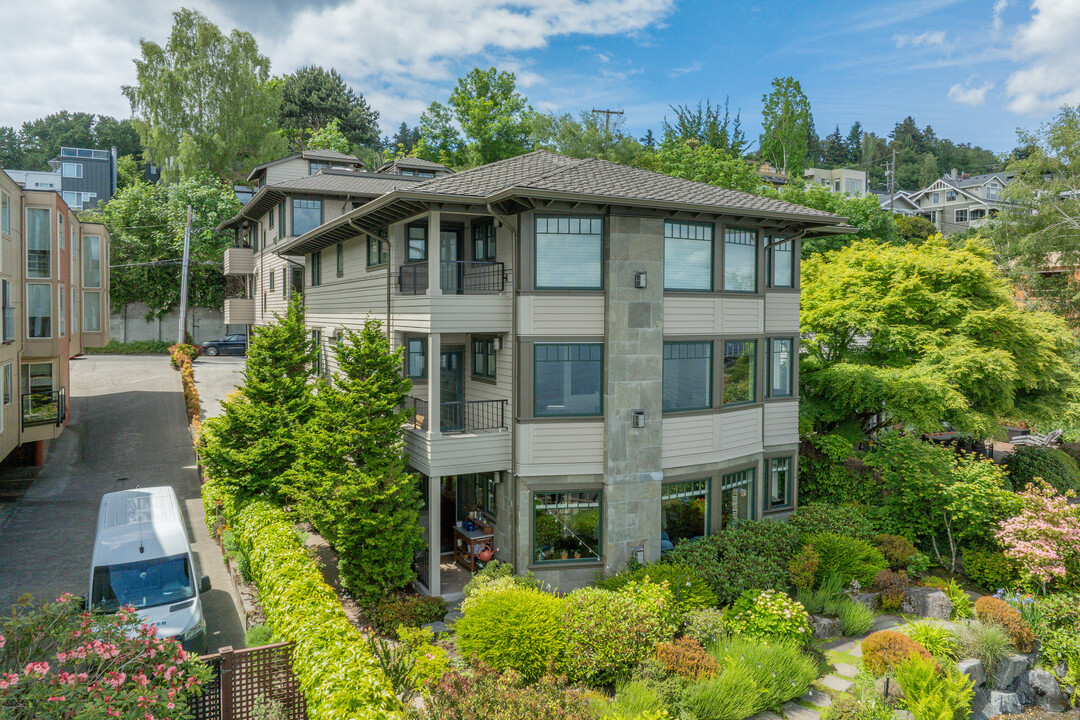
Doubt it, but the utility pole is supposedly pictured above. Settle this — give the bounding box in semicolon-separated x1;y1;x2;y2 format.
178;205;192;345
591;108;624;134
888;148;896;213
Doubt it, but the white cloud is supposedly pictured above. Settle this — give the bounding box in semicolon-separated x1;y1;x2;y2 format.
893;30;946;48
948;79;994;106
669;60;702;77
992;0;1009;34
1004;0;1080;115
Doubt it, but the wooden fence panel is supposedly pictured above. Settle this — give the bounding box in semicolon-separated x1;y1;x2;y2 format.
190;642;306;720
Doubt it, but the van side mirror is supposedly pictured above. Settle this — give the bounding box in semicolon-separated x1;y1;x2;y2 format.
199;575;211;594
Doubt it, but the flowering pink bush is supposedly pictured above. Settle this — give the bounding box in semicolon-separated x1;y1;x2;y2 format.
0;593;210;719
995;479;1080;593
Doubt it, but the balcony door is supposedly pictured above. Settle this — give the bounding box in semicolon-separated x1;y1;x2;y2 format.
440;228;463;294
440;350;463;432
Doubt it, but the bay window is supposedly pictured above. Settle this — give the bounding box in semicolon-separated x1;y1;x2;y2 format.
27;284;51;338
83;291;101;333
722;340;756;405
767;338;794;398
661;479;709;549
768;457;793;510
767;238;794;288
27;208;50;278
533;490;601;563
721;468;755;528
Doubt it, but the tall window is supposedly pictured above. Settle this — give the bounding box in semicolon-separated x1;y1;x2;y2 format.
767;238;794;288
310;251;322;286
721;468;755;528
472;338;496;379
723;340;756;405
662;479;709;549
58;286;65;337
473;222;496;261
1;190;9;236
533;490;601;563
367;231;388;267
768;338;793;397
269;270;275;292
281;269;288;299
27;208;50;278
268;206;274;229
460;473;498;517
57;214;64;250
663;341;712;411
534;343;602;416
62;162;82;178
1;280;12;341
312;330;322;375
336;243;344;276
535;216;602;289
82;236;101;288
291;198;322;236
768;457;792;510
71;287;77;333
83;291;101;332
664;221;712;291
278;201;286;236
27;284;51;338
2;363;11;405
407;225;427;261
723;227;757;292
406;338;426;378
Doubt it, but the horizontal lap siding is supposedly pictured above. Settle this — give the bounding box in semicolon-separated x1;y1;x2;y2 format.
515;422;604;476
664;296;718;334
463;334;513;422
763;401;799;446
518;295;604;336
718;407;763;458
661;415;716;468
721;297;764;335
764;293;799;334
263;160;310;185
405;429;511;476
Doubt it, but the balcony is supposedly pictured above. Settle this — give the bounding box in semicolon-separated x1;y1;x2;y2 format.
224;297;255;325
22;389;65;429
398;260;505;295
403;397;511;476
407;397;507;433
224;246;254;275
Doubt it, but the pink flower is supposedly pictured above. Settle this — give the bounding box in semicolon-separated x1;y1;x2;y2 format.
47;695;65;701
23;662;50;678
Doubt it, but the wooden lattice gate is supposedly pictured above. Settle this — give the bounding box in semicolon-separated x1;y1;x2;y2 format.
188;643;307;720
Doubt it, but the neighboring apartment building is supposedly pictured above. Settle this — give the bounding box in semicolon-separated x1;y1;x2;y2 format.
804;167;868;197
6;147;118;212
0;168;110;464
218;152;451;329
907;169;1012;234
268;149;849;597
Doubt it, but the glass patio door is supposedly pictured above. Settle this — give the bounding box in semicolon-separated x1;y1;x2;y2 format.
440;350;463;431
440;229;462;294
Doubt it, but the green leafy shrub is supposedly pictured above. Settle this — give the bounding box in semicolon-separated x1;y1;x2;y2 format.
723;589;811;644
1002;444;1080;494
455;586;565;683
874;534;917;570
861;630;933;676
797;434;881;506
665;520;799;604
597;562;717;615
1030;594;1080;696
893;655;974;720
974;596;1036;652
370;593;447;636
654;636;718;680
807;532;888;587
463;560;540;598
598;681;669;719
865;432;957;543
682;607;726;648
833;598;875;637
398;626;449;690
963;548;1019;591
787;502;876;542
707;637;819;709
416;664;595;720
788;545;821;590
245;623;274;646
203;480;400;719
874;569;909;611
957;622;1014;677
562;581;676;686
822;693;893;720
920;576;972;620
907;552;931;575
904;620;960;661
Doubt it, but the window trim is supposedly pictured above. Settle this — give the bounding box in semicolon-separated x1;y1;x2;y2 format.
367;234;389;268
82;290;101;333
312;329;323;376
405;337;427;379
26;207;51;280
532;342;604;418
406;224;428;262
82;236;102;289
26;282;52;339
664;220;714;292
662;340;713;413
1;189;10;237
720;466;757;529
661;478;711;547
531;489;603;566
721;226;759;294
533;215;604;291
291;196;323;237
58;285;65;337
472;221;497;262
721;338;757;407
766;456;795;511
765;237;796;289
954;208;968;223
310;250;323;286
336;242;344;277
2;363;12;406
766;337;795;399
62;162;83;179
471;337;497;381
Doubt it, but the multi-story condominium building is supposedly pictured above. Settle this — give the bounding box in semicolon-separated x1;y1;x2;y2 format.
218;152;451;328
6;147;119;211
908;169;1012;234
0;168;110;464
804;167;869;197
264;150;847;597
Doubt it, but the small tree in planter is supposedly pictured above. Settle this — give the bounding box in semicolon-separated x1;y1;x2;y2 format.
201;294;316;500
0;593;211;719
289;319;422;602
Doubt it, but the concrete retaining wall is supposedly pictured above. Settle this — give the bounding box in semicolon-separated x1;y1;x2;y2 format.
109;303;242;345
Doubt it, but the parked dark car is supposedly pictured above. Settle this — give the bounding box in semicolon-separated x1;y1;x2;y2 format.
200;334;247;356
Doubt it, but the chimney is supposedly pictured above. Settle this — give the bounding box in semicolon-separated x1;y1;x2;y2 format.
950;167;957;179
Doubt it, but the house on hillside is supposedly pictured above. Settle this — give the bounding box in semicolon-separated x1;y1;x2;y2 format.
907;169;1012;233
5;146;119;211
876;191;921;216
257;149;851;597
0;168;111;464
804;167;868;197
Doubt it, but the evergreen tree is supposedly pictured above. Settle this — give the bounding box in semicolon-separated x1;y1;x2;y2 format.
201;295;315;500
845;121;863;164
821;125;847;167
662;98;748;156
640;129;656;149
392;122;420;155
278;65;380;151
288;319;421;601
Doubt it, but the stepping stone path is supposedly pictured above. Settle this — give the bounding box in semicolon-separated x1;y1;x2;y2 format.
821;638;858;653
821;674;855;693
870;614;904;633
850;644;863;657
749;712;783;720
801;688;832;707
833;662;859;678
781;702;821;720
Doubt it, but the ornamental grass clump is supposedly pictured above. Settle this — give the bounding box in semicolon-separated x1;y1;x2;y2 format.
973;596;1036;652
807;532;888;588
903;620;961;661
454;586;566;683
832;598;875;637
860;630;933;676
707;637;819;709
957;622;1014;679
723;589;811;644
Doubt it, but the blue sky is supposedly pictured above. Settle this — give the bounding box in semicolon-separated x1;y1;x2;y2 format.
2;1;1077;156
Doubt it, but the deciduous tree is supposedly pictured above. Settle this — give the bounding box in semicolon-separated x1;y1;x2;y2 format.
639;138;762;195
531;110;642;165
760;76;813;178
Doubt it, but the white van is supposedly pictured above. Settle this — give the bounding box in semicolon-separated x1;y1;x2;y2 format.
89;486;210;653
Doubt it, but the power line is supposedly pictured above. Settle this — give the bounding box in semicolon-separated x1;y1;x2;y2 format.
591;108;624;133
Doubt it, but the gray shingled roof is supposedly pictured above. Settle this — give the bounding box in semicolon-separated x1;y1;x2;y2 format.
302;149;362;163
377;156;451;172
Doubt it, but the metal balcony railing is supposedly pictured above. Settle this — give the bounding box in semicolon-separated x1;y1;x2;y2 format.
22;388;65;429
407;397;507;433
398;260;505;295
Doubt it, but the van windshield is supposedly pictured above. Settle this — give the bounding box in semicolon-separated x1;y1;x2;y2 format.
91;554;195;612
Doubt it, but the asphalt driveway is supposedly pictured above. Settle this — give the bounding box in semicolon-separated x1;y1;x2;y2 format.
0;355;245;652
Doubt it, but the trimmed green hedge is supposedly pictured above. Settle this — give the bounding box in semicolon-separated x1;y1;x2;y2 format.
84;340;174;355
203;479;400;719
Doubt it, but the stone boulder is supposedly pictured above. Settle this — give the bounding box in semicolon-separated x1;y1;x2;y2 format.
853;592;880;609
900;587;953;620
811;615;841;640
957;658;986;687
992;655;1031;691
971;689;1023;720
1024;669;1069;712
